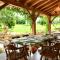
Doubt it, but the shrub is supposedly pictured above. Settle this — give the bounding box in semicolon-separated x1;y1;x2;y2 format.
16;20;25;24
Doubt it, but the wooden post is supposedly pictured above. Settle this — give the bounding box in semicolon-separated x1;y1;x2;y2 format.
27;10;39;35
32;18;36;35
31;10;39;35
48;16;51;34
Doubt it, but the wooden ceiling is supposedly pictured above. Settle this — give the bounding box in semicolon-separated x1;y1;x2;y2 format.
0;0;60;16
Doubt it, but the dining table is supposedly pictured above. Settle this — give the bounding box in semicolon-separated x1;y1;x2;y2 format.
11;35;55;46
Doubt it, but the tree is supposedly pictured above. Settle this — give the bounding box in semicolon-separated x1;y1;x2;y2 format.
0;7;16;28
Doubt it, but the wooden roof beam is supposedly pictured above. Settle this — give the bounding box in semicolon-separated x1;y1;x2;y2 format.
0;1;5;6
0;3;8;9
44;7;60;16
47;11;54;15
38;10;51;16
47;11;57;16
44;7;57;14
39;0;58;11
36;0;50;9
24;0;31;5
0;0;25;8
30;0;44;8
43;3;58;12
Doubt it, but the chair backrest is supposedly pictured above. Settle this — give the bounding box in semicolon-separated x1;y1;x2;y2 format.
40;45;58;58
5;44;29;60
4;43;17;60
23;45;29;56
53;43;60;50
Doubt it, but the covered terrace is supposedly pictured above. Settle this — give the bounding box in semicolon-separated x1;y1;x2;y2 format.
0;0;60;60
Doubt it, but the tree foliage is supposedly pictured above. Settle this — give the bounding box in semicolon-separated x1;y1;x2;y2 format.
0;6;32;28
37;15;48;25
0;7;16;28
51;16;60;29
52;16;60;24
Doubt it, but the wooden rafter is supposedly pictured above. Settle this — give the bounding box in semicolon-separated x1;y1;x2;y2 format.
45;7;57;14
37;10;51;16
0;3;8;9
39;0;58;11
0;1;5;6
30;0;44;8
0;0;25;8
40;5;57;15
43;3;58;12
0;1;8;9
36;0;50;9
24;0;31;5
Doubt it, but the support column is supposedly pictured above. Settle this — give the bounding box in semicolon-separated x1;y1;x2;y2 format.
32;19;36;35
28;10;39;35
31;10;39;35
48;16;51;34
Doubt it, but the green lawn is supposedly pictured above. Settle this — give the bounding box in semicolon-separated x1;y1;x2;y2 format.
11;24;32;34
0;24;60;34
36;24;47;33
12;24;60;34
11;24;47;34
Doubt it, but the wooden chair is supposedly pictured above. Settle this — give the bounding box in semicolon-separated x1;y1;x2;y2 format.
23;45;29;60
39;46;58;60
4;43;29;60
53;43;60;57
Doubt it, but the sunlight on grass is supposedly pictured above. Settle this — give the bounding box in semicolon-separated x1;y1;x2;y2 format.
11;24;47;34
10;24;60;34
12;24;32;34
0;24;60;34
36;24;46;33
51;23;60;32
